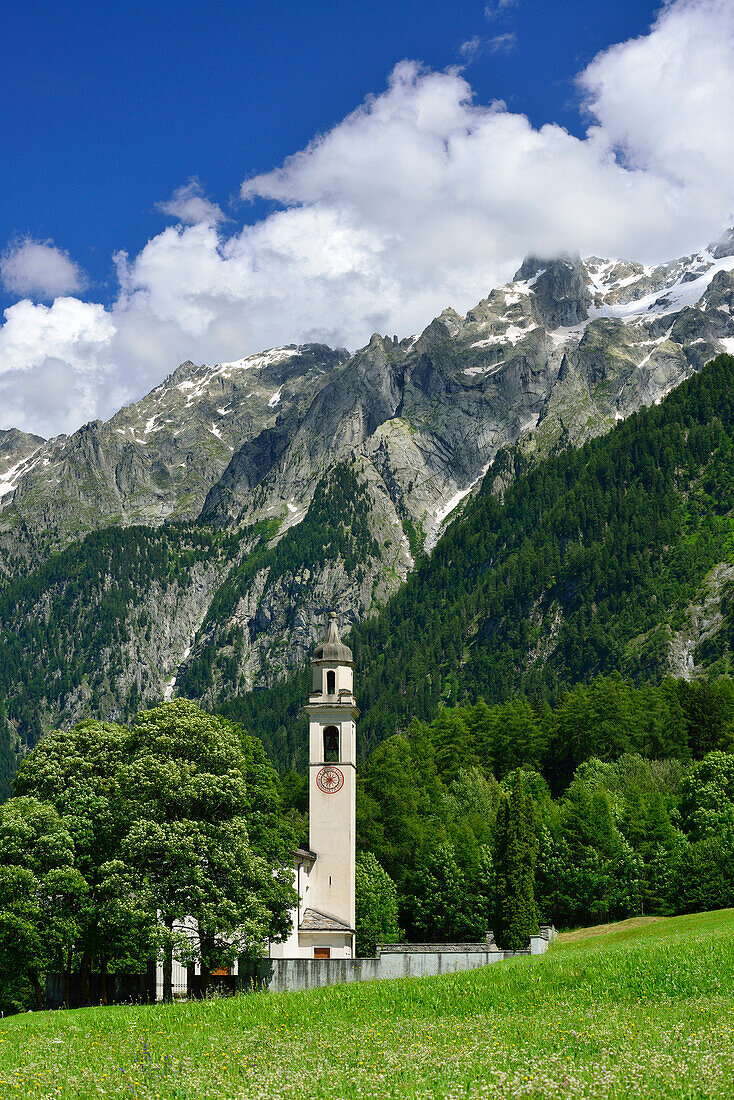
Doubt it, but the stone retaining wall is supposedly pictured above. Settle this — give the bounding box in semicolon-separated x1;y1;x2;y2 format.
265;927;556;994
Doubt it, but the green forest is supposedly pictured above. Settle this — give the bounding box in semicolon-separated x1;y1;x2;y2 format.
347;678;734;939
3;684;733;1013
0;523;235;771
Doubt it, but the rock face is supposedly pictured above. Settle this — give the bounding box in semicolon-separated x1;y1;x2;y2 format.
710;228;734;260
514;255;592;328
2;234;734;739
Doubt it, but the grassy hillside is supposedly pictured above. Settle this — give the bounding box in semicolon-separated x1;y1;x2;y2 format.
2;908;733;1099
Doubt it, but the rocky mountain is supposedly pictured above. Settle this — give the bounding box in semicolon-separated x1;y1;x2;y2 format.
1;233;734;757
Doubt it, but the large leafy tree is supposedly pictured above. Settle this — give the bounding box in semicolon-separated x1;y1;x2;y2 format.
0;797;87;1012
679;751;734;840
403;841;491;942
13;720;143;996
13;704;296;1004
120;700;296;1000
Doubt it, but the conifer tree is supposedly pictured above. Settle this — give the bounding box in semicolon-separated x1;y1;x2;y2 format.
493;771;539;950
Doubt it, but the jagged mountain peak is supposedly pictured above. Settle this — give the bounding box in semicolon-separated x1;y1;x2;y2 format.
3;234;734;564
513;251;584;282
0;342;350;555
514;254;591;329
709;227;734;260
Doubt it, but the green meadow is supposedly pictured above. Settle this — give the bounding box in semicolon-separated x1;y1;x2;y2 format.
1;909;733;1100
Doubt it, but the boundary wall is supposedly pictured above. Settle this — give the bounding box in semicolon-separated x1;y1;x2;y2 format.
265;926;556;994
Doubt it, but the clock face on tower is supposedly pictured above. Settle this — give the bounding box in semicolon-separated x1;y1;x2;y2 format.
316;766;344;794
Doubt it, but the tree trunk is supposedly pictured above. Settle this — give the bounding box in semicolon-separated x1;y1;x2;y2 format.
30;971;44;1011
80;951;91;1007
163;917;174;1003
199;959;210;1000
199;925;212;999
62;950;72;1008
100;957;109;1006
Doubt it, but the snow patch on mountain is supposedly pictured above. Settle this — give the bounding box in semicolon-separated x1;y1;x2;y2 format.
592;252;734;323
0;451;42;499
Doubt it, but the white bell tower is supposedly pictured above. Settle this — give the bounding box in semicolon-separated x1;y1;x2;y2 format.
269;612;358;960
303;612;358;954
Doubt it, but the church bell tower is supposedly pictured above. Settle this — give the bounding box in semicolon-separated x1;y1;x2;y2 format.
302;612;358;951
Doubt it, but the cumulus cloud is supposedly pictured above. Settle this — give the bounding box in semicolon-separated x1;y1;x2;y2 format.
1;0;734;437
0;298;117;435
0;239;86;299
156;179;225;226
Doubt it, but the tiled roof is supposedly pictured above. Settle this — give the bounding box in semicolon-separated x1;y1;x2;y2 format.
299;907;353;932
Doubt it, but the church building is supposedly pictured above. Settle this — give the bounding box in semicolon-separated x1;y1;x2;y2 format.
269;613;358;960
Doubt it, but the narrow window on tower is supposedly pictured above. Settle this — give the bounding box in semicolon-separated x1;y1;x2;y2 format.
323;725;340;762
326;669;336;695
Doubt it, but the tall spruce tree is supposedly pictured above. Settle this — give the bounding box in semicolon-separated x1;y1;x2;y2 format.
493;770;539;950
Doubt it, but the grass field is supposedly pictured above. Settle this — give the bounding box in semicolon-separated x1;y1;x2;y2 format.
1;909;733;1099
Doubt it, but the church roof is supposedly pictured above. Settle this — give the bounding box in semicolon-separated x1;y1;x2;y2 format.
299;907;354;932
312;612;353;664
293;845;317;863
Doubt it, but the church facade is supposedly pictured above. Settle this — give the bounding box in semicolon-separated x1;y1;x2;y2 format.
269;613;358;960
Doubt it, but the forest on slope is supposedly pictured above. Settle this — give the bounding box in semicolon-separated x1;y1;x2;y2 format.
349;683;734;940
223;354;734;767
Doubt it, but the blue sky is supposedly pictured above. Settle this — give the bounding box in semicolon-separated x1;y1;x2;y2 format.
1;0;733;436
2;0;660;307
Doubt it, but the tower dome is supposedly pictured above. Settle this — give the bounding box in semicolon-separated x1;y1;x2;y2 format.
312;612;353;664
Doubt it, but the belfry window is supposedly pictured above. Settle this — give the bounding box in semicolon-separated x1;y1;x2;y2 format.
326;669;336;695
323;725;340;762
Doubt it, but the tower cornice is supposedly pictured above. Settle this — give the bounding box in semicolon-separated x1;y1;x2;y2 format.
303;700;360;720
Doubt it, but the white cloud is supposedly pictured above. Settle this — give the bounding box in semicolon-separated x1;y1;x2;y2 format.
484;0;518;17
579;0;734;201
156;179;225;226
460;32;515;60
0;298;116;436
1;0;734;437
459;36;483;62
488;32;516;53
1;239;86;299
